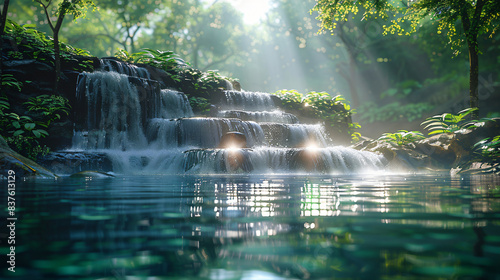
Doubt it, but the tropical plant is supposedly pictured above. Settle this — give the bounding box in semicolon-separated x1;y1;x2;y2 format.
461;135;500;174
273;89;303;110
3;19;91;65
189;97;212;114
25;94;71;126
115;48;188;71
378;130;426;146
0;95;70;159
0;97;50;159
1;74;23;92
273;89;360;142
421;108;478;135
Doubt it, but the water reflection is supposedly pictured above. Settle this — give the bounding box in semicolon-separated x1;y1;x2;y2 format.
3;174;500;279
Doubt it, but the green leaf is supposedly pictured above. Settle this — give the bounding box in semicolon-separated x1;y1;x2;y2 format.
25;123;36;130
12;121;21;129
13;130;24;136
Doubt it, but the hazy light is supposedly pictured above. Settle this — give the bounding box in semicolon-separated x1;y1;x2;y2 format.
221;0;272;25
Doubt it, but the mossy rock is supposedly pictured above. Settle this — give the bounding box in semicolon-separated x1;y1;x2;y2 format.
0;136;57;179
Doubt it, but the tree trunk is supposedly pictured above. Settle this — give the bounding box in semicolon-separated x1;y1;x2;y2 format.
468;41;479;118
0;0;10;95
53;31;61;94
0;0;10;36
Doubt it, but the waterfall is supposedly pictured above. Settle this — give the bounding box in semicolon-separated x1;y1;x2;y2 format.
159;89;194;119
146;118;266;148
222;90;275;111
99;58;150;79
64;59;388;175
218;110;299;124
181;147;386;174
74;71;148;150
260;123;330;147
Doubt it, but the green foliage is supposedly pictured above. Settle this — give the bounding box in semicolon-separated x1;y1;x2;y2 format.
115;48;187;71
274;89;303;109
467;135;500;174
6;135;50;161
0;95;70;160
25;94;71;126
1;74;24;92
378;130;426;146
189;97;212;114
3;19;92;66
273;89;360;142
312;0;500;55
421;108;479;135
359;102;433;123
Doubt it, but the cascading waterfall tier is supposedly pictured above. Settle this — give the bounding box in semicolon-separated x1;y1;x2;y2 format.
99;58;150;79
146;117;266;149
74;71;148;150
222;90;276;111
66;60;387;175
218;110;299;124
260;123;330;147
181;147;386;174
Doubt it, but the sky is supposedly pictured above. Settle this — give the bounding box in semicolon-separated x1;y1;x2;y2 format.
219;0;273;25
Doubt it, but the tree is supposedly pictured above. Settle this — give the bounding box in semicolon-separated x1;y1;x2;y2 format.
312;0;500;117
0;0;10;36
33;0;95;93
96;0;159;53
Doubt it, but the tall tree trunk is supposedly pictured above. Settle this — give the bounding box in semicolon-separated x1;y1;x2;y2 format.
0;0;9;36
0;0;10;95
53;31;61;94
468;40;479;118
460;0;484;119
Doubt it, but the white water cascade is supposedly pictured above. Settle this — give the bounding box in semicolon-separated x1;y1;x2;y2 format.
67;62;386;174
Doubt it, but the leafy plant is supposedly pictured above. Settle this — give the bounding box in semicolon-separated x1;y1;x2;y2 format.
3;19;93;67
189;97;212;114
273;89;360;142
6;135;51;161
461;135;500;174
25;95;71;126
0;97;50;160
0;95;70;160
115;48;187;71
421;108;478;135
1;74;24;92
378;130;426;146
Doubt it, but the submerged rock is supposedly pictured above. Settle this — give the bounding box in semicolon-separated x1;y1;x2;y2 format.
69;171;115;178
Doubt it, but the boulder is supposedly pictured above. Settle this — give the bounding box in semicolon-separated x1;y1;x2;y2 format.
0;137;57;179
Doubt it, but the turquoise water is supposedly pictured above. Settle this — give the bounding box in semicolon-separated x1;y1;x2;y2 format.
2;174;500;279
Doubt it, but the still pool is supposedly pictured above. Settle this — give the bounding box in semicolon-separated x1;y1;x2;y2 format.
2;173;500;279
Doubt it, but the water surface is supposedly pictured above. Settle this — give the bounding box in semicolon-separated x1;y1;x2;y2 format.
3;174;500;279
